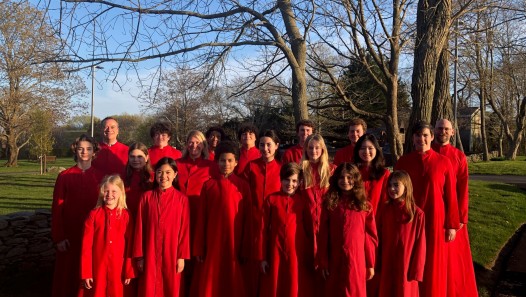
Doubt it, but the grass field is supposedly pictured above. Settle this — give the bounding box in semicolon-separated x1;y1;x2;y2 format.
469;156;526;175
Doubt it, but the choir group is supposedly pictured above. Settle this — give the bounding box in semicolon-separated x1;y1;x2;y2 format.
50;116;479;297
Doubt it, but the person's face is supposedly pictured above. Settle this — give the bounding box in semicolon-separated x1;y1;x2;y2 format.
103;119;119;143
348;125;364;144
153;132;171;147
129;149;148;170
76;141;95;163
103;183;122;210
413;128;434;152
187;136;204;159
218;153;238;176
240;131;256;148
207;131;222;149
358;140;377;165
307;140;323;163
281;173;300;196
338;172;354;193
259;136;279;162
434;120;454;145
298;125;313;147
155;164;177;190
388;178;406;200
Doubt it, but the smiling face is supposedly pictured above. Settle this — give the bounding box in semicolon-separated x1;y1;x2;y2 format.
155;164;177;190
103;183;122;210
358;140;377;165
388;178;406;201
240;132;257;149
207;131;222;150
434;119;454;145
102;119;119;144
338;172;354;194
298;125;313;147
259;136;279;162
187;136;204;159
153;132;171;148
281;173;300;196
76;140;95;163
129;149;148;170
413;128;434;152
348;124;364;144
218;153;238;176
307;139;323;163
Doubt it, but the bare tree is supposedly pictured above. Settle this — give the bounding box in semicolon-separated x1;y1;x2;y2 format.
0;0;85;166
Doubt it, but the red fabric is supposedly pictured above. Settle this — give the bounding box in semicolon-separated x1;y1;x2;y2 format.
333;144;355;166
51;166;103;297
360;167;390;216
395;150;460;297
208;149;215;161
281;144;303;165
92;142;129;178
259;191;315;297
432;143;478;297
132;187;190;297
377;202;426;297
191;174;251;297
78;207;135;297
235;146;261;175
148;145;182;168
317;200;378;297
125;170;152;218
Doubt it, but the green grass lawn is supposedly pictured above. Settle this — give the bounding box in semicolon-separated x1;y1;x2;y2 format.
469;156;526;175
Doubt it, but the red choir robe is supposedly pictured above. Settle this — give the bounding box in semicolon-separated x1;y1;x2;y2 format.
395;149;460;297
51;166;104;297
360;166;390;216
377;202;426;297
317;199;378;297
92;141;129;178
235;146;261;176
208;149;215;161
78;207;135;297
259;191;315;297
148;145;182;168
432;143;478;297
333;143;356;166
191;174;251;297
281;144;303;165
132;187;190;297
125;170;153;218
242;158;282;296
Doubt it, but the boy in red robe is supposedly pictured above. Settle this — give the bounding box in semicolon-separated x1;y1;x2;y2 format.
281;119;315;165
333;118;366;165
395;121;460;297
433;119;478;297
235;123;261;175
92;117;129;178
148;121;182;167
192;141;251;297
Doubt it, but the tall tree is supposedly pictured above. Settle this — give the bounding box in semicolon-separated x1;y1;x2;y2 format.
0;0;84;166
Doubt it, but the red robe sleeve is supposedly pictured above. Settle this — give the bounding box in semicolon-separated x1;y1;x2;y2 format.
132;193;146;259
178;193;191;260
51;173;67;243
193;180;210;258
364;208;378;269
123;211;136;279
443;158;460;230
407;208;426;282
456;152;469;223
80;210;95;279
261;196;273;261
316;207;329;270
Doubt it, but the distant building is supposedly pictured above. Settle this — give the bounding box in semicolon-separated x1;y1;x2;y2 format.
457;107;481;153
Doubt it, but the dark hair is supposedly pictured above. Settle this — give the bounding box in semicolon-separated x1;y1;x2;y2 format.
150;121;173;138
71;134;99;162
296;119;316;133
101;116;118;128
353;134;386;180
126;142;153;191
214;141;240;162
325;163;369;212
348;118;367;131
237;123;259;141
280;162;302;181
152;157;179;189
412;121;434;136
387;170;416;223
205;126;226;139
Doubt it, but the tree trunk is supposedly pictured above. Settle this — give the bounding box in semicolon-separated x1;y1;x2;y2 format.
6;134;20;167
480;93;489;161
407;0;451;151
431;45;453;126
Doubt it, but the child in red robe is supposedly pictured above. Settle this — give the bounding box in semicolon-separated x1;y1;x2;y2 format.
133;157;190;297
125;143;153;218
260;163;315;297
377;171;426;297
78;175;135;297
191;141;251;297
317;163;378;297
52;134;103;297
147;121;182;167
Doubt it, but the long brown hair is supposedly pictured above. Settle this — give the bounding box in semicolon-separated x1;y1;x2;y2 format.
325;163;369;212
386;170;416;223
125;142;153;191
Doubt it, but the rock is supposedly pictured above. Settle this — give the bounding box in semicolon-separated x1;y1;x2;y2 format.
0;219;8;230
6;247;26;258
29;242;53;254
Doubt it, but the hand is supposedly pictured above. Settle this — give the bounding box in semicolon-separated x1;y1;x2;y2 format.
56;239;70;252
446;228;457;242
321;269;330;280
459;223;465;230
83;278;93;289
124;278;131;285
176;259;185;273
260;261;269;274
366;268;374;280
136;258;144;273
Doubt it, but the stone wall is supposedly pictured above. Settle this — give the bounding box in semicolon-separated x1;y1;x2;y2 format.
0;209;55;276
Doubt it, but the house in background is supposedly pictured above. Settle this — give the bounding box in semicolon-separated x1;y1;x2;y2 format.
457;107;481;153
